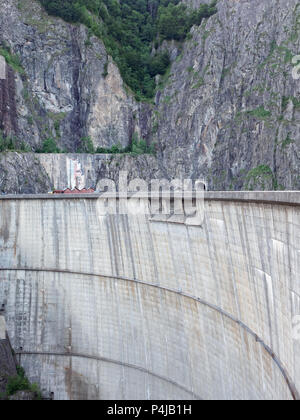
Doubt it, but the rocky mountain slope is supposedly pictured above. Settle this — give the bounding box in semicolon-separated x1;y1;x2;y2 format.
0;0;299;192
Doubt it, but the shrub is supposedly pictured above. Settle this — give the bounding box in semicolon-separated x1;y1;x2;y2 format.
0;45;25;74
0;131;30;152
6;371;30;396
148;52;170;77
77;136;95;153
246;106;272;119
6;366;42;400
36;137;61;153
245;165;275;190
95;134;156;156
96;143;123;154
131;133;156;155
158;1;217;41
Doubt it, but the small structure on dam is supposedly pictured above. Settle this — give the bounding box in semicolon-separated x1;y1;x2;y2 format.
0;191;299;400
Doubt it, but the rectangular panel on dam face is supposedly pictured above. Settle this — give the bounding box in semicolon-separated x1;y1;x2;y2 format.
0;194;299;400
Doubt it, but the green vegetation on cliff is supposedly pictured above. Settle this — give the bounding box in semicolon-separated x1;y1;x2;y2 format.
0;131;30;152
84;133;156;155
0;45;25;74
38;0;217;99
0;366;42;400
245;165;276;191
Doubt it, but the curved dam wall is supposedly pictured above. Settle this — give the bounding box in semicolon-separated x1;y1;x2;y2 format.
0;192;299;400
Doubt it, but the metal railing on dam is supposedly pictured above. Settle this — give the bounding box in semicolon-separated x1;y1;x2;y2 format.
0;191;299;400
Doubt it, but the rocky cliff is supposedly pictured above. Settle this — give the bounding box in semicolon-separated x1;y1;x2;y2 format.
0;0;148;151
0;319;42;400
155;0;300;190
0;317;16;396
0;0;299;192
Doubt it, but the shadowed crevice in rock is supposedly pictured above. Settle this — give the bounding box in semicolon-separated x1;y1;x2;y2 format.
0;65;18;137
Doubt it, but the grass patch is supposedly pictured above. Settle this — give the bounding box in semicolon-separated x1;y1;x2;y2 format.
245;165;275;190
235;106;272;122
246;106;272;119
0;45;25;74
192;77;204;89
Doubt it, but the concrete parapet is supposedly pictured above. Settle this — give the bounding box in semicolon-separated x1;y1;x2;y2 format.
0;191;299;205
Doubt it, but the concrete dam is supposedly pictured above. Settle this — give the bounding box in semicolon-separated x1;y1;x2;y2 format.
0;191;299;400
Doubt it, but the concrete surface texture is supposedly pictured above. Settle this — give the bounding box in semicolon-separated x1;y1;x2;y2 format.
0;316;5;340
0;192;299;400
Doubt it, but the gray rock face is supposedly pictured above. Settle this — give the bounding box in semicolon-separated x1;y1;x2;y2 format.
0;0;147;151
154;0;300;190
0;66;18;138
0;338;16;396
9;391;35;400
0;0;299;192
0;153;51;194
